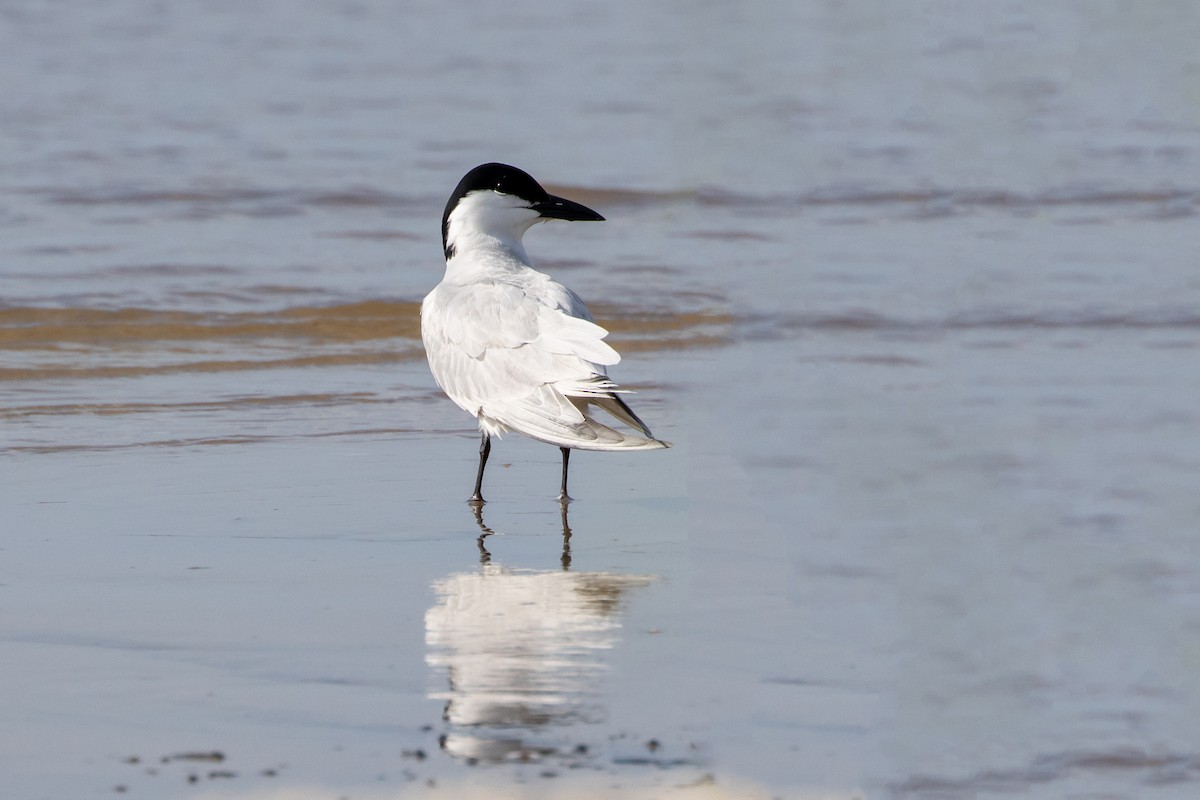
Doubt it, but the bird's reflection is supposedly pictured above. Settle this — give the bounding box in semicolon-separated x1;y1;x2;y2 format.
426;502;654;764
473;502;572;569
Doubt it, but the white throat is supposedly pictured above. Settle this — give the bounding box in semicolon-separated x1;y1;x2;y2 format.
444;190;544;271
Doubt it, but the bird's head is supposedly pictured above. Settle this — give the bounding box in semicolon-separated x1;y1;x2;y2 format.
441;163;604;260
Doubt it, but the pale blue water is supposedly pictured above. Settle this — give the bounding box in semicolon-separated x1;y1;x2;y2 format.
3;3;1200;798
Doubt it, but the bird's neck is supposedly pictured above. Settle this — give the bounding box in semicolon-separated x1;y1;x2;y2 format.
442;231;533;282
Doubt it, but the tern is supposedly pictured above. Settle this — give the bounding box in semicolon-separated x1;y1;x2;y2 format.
421;163;669;503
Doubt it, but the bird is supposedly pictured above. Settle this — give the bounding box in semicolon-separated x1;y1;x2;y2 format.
421;163;669;504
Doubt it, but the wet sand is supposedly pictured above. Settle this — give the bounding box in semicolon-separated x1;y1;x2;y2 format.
8;311;1200;798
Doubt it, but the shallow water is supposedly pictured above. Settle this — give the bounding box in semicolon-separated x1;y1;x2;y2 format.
5;2;1200;799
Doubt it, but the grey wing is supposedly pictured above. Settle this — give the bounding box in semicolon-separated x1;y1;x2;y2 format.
422;281;619;420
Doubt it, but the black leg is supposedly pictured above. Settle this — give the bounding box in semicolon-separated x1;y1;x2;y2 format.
470;433;491;504
557;446;572;502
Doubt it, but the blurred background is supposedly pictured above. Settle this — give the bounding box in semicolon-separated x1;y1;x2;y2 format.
4;2;1200;798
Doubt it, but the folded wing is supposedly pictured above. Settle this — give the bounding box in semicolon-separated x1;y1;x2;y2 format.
422;281;668;451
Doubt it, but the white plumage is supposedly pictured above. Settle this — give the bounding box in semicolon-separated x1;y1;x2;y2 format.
421;163;668;502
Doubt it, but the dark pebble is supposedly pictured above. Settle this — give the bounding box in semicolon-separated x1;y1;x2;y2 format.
169;751;225;763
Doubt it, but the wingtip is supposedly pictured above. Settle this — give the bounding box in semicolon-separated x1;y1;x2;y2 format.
628;436;671;451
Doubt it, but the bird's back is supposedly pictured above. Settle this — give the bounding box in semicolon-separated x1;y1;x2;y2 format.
422;260;612;404
421;261;665;451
